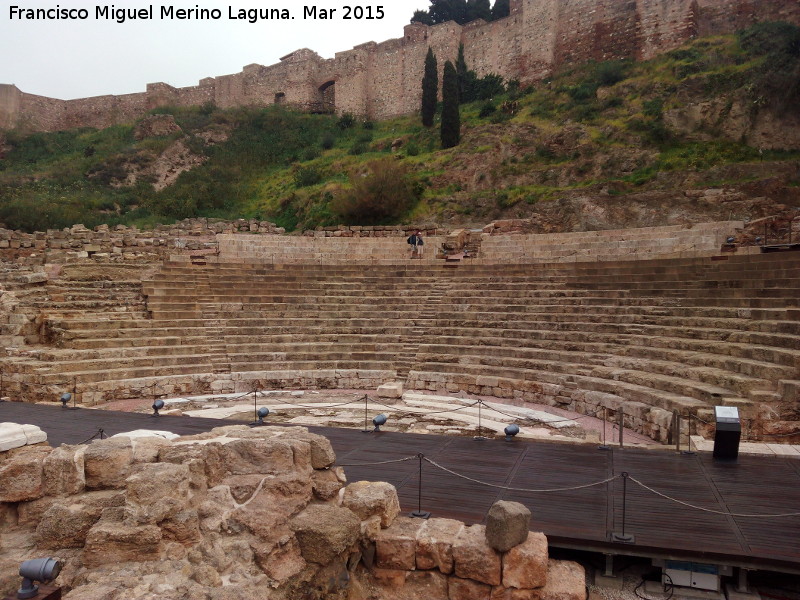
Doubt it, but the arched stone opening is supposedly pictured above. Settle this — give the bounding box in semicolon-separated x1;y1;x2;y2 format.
317;81;335;113
274;92;286;104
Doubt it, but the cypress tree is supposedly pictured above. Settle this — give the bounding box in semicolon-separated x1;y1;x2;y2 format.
421;48;438;128
456;44;469;103
441;61;461;148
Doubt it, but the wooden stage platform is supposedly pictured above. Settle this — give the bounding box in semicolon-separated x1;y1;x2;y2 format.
3;402;800;573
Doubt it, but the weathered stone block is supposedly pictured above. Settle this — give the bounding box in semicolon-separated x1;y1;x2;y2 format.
84;438;133;489
450;576;492;599
378;382;404;399
217;438;297;475
43;444;85;496
453;524;502;586
376;516;425;570
416;517;463;574
342;480;400;528
0;423;47;452
126;462;191;523
536;560;586;600
502;532;548;590
291;504;360;565
0;447;49;502
311;468;344;500
83;523;162;567
486;500;531;552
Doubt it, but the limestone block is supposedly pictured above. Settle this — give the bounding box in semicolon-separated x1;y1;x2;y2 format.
84;438;134;490
36;490;125;548
253;536;306;584
83;522;162;567
490;587;540;599
376;516;425;570
453;524;502;586
291;504;360;565
342;481;400;528
535;560;586;600
111;429;179;441
378;382;404;399
17;496;55;526
450;576;492;600
311;468;344;500
293;431;336;469
372;570;449;600
161;509;201;544
217;438;296;475
486;500;531;552
415;517;464;573
0;422;47;452
130;437;173;464
126;462;191;523
502;532;548;590
0;446;50;502
43;444;86;496
361;515;383;540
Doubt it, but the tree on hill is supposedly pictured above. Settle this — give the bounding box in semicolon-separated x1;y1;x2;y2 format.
470;0;492;21
441;61;461;148
411;0;504;26
421;48;439;127
491;0;510;20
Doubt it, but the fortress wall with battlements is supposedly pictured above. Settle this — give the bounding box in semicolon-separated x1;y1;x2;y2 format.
1;0;798;132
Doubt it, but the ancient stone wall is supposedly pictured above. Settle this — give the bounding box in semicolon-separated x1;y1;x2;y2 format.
1;0;798;131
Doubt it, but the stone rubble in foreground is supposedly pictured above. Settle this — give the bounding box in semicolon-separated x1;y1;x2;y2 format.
0;424;586;600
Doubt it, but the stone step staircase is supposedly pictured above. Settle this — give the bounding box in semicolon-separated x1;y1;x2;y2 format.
395;279;452;380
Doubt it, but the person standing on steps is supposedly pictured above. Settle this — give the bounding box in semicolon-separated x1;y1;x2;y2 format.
407;230;424;258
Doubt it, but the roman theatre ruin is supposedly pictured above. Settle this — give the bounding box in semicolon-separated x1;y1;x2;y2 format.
1;217;798;446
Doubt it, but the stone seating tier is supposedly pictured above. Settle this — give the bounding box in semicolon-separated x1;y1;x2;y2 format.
5;245;799;442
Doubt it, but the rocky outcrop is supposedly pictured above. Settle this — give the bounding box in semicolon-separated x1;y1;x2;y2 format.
664;99;800;151
133;114;182;140
0;426;586;600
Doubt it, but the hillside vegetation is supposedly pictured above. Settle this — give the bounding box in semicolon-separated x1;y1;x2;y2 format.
0;22;798;233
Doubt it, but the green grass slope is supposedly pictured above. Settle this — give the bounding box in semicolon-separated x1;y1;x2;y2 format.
0;22;798;233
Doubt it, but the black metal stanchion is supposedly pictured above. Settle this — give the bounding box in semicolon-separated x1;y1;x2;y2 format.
410;453;431;519
99;428;105;440
598;407;610;450
611;472;634;543
248;389;265;427
362;394;371;433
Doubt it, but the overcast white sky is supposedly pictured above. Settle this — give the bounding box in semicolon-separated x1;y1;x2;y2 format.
0;0;421;99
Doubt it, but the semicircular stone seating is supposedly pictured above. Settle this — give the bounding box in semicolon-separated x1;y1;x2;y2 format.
3;222;799;444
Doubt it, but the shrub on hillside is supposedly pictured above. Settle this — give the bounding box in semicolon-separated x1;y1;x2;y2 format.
337;113;356;130
332;158;421;225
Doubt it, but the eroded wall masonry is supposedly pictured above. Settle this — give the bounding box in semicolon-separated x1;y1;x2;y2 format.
2;0;799;131
0;425;586;600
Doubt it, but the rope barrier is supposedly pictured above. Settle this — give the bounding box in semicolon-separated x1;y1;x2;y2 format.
423;457;619;493
77;428;106;445
335;455;418;467
629;476;800;518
